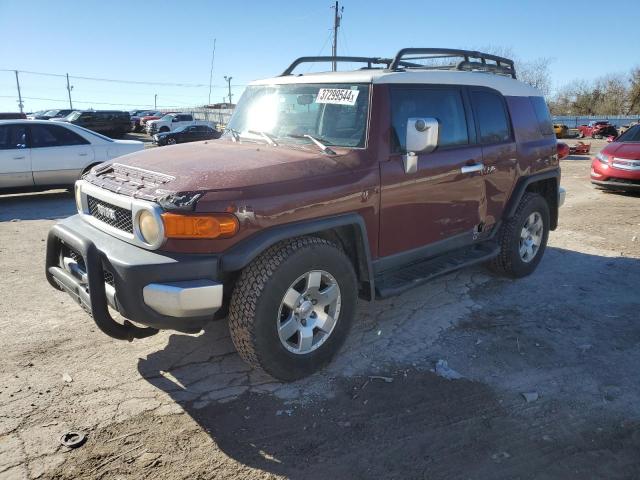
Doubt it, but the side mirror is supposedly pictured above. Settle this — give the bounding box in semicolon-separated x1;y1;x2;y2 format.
403;117;439;174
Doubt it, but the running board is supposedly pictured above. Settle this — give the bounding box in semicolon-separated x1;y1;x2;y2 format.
374;242;500;298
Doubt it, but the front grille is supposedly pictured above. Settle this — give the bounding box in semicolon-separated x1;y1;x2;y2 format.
103;269;115;286
609;177;640;185
87;196;133;233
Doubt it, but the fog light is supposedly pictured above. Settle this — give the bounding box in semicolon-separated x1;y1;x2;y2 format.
138;210;161;245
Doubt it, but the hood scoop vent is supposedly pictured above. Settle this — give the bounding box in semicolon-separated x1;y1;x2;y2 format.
87;163;176;201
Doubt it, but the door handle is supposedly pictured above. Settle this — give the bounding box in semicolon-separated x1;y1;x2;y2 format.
78;153;88;156
13;155;26;160
461;163;484;174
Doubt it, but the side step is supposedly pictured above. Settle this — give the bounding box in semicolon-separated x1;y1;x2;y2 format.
375;242;500;298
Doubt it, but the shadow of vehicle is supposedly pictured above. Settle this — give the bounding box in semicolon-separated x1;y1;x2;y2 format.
0;189;75;221
137;247;640;479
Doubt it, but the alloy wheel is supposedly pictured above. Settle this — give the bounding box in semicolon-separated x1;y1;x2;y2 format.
277;270;341;355
519;212;544;263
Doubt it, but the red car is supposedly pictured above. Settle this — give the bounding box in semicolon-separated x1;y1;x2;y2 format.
578;121;618;139
557;142;569;159
591;123;640;192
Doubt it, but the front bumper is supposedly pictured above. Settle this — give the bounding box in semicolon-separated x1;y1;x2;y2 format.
591;159;640;190
558;187;566;207
46;215;223;340
591;179;640;190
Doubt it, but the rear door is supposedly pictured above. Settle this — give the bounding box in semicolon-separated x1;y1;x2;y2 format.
469;89;518;229
29;123;94;185
0;123;32;188
379;85;485;258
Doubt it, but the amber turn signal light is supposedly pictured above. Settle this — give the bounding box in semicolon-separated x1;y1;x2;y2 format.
161;213;239;239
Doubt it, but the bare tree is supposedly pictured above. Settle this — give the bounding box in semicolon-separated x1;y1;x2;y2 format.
465;45;552;96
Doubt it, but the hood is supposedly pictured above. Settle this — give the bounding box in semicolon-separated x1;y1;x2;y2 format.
604;142;640;160
84;140;363;204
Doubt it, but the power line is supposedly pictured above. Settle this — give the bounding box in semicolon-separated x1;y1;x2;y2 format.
0;68;248;89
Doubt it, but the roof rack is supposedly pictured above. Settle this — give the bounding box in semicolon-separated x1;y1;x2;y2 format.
280;56;424;76
388;48;517;78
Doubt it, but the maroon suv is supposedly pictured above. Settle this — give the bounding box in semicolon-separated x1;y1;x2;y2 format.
46;49;565;380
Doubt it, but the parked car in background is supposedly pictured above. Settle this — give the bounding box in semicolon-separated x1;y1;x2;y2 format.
557;142;569;159
30;109;75;120
0;112;27;120
153;124;221;146
553;124;568;139
591;123;640;192
578;121;618;139
54;110;131;138
0;120;143;192
27;110;47;120
146;113;213;135
130;110;159;132
139;112;167;130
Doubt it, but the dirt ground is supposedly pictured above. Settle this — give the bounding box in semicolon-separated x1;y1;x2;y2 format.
1;139;639;480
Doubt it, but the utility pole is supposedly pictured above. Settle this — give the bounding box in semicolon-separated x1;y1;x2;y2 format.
154;94;157;109
224;76;233;105
65;73;73;109
331;1;343;71
208;38;217;106
14;70;24;114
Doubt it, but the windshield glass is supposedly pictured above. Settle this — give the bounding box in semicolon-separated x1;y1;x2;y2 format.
66;111;82;121
43;110;59;116
616;124;640;142
227;83;370;148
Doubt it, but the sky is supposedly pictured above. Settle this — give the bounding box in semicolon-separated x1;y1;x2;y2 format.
0;0;638;113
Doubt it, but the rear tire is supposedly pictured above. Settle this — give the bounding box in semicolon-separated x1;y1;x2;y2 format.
228;236;358;381
489;193;550;278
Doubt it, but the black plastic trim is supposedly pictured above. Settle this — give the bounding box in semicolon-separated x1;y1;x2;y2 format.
505;169;560;220
220;214;375;300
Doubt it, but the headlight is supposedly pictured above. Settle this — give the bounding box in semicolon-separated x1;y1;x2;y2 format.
138;210;162;245
596;152;609;164
75;183;83;212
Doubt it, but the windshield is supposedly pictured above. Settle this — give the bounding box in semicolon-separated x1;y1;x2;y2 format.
616;124;640;142
43;110;59;116
66;111;82;121
160;114;174;121
227;83;370;148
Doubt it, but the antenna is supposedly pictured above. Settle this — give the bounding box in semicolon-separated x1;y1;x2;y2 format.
208;38;217;105
331;1;343;72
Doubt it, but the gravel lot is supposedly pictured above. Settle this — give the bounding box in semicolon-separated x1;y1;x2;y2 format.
1;139;639;479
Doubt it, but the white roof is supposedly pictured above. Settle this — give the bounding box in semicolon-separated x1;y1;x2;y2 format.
250;69;541;97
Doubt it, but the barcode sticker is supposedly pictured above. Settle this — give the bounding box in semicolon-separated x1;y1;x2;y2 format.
316;88;359;106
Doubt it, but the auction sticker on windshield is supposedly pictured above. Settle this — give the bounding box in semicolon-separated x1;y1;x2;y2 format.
316;88;359;106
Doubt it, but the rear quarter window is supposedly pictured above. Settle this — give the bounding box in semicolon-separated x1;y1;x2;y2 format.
529;97;554;136
470;90;512;144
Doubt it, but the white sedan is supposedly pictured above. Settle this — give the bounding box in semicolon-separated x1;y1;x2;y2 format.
0;120;143;192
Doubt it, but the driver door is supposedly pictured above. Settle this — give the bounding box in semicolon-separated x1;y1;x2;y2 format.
0;123;32;188
379;86;485;258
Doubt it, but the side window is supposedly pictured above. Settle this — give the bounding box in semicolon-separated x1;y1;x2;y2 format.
529;96;554;136
391;87;469;152
470;91;511;144
0;125;27;150
30;124;89;148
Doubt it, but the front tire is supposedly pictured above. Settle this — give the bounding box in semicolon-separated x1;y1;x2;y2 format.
489;193;550;278
228;237;358;381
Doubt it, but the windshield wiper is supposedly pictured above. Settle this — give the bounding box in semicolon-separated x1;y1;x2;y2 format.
226;127;240;142
248;130;278;146
286;134;336;155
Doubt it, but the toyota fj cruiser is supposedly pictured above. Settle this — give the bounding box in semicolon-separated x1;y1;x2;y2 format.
46;48;565;381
